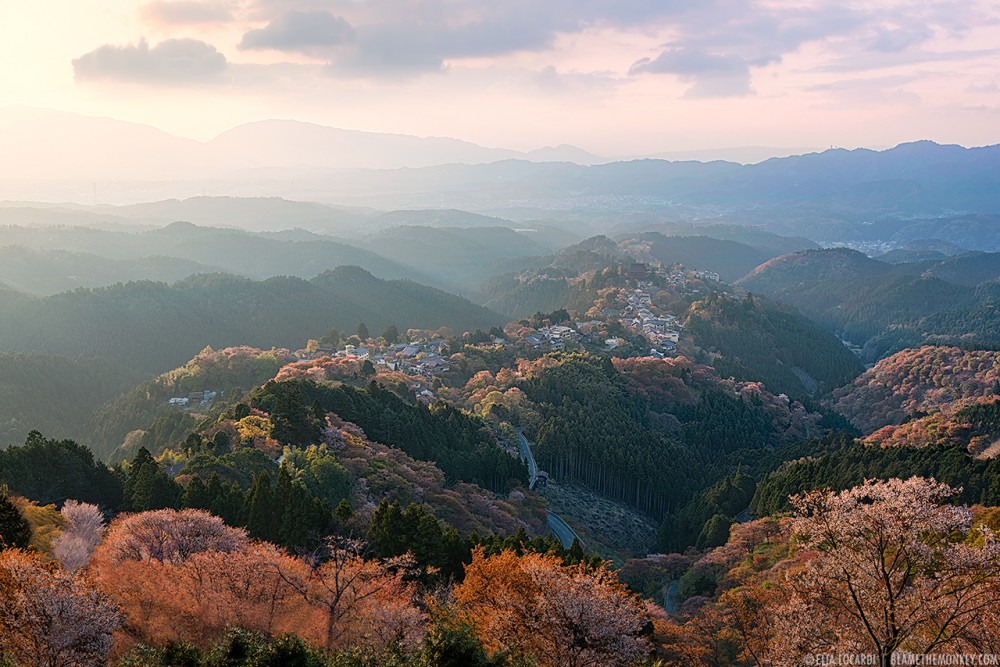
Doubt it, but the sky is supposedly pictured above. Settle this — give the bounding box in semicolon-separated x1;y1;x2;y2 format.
1;0;999;157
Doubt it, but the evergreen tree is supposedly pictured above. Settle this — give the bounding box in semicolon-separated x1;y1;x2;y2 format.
356;322;370;340
212;432;231;456
420;612;499;667
381;324;399;344
319;327;342;347
0;488;30;550
206;474;245;527
183;433;205;457
696;513;733;549
368;499;406;556
180;476;211;509
0;431;123;509
334;499;353;523
123;448;179;512
244;471;277;542
567;538;586;564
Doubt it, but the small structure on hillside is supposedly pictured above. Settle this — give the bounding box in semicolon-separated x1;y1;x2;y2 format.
626;263;650;280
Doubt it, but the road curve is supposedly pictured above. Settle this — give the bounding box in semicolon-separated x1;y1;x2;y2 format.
515;427;538;489
547;511;584;550
516;428;584;549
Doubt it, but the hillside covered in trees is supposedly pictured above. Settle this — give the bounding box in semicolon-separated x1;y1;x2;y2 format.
0;221;423;293
86;346;299;461
440;351;839;550
0;269;500;379
0;354;137;448
830;345;1000;433
478;231;805;318
739;247;1000;359
621;233;775;283
683;292;863;398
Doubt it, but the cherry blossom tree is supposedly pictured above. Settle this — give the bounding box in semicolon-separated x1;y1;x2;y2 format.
454;548;650;667
771;477;1000;667
97;508;248;564
95;540;306;647
277;537;424;653
175;542;305;640
0;548;120;666
90;509;304;647
53;500;105;572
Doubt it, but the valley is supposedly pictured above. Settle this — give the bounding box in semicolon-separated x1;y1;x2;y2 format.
4;147;1000;665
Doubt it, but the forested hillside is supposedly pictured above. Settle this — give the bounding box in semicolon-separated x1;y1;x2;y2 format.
739;247;1000;359
625;233;773;283
355;226;550;298
0;246;221;295
684;292;863;397
249;378;527;493
751;434;1000;516
830;345;1000;433
612;221;817;256
445;352;831;536
0;354;137;448
87;346;298;461
0;268;501;377
0;222;425;288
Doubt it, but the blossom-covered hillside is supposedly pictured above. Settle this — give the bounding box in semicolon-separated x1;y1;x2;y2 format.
830;345;1000;433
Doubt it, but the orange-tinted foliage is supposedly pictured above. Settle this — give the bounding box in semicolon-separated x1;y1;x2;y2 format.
454;548;650;667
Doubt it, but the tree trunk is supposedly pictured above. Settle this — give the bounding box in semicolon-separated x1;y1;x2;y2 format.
325;608;336;652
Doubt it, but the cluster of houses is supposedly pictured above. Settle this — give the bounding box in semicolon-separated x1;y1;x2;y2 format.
629;263;718;285
618;283;682;353
168;390;219;408
695;269;721;282
520;325;580;351
654;266;719;288
313;339;452;377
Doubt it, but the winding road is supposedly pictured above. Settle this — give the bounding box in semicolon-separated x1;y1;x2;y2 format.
515;428;585;550
515;428;539;489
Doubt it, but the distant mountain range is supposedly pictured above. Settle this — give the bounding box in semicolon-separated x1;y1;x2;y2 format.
0;218;567;298
0;107;822;181
2;107;1000;257
0;106;609;182
297;140;1000;215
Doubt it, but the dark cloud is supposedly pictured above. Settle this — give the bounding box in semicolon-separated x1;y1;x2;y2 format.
241;0;688;76
246;0;683;31
239;10;355;53
73;39;228;84
241;6;554;75
140;1;233;26
630;49;752;97
868;25;934;53
332;16;553;76
304;0;868;85
627;2;869;97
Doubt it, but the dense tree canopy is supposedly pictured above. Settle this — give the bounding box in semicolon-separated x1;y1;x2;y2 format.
250;379;526;493
0;431;123;509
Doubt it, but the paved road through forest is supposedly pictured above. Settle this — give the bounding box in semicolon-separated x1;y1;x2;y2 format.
515;428;584;549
